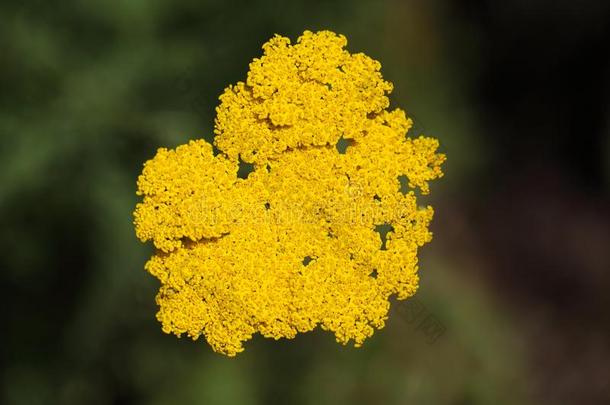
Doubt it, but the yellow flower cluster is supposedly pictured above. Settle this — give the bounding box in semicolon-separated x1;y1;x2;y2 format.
134;30;445;356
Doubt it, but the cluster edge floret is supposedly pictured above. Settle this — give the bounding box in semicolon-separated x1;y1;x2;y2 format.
133;30;445;356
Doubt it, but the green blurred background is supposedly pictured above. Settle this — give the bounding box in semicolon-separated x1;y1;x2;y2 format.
2;1;609;404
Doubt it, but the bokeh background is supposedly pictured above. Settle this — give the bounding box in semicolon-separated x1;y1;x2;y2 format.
2;1;609;404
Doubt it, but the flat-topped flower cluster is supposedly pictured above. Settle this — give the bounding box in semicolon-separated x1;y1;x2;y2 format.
134;30;445;356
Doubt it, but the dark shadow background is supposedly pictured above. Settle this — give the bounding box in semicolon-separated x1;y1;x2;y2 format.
1;1;609;404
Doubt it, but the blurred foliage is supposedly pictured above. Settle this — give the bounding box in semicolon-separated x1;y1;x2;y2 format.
8;0;607;404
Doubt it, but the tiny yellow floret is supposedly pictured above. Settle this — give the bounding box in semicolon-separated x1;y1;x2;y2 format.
134;30;445;356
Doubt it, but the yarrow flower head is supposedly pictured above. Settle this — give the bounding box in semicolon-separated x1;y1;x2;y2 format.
134;30;445;356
